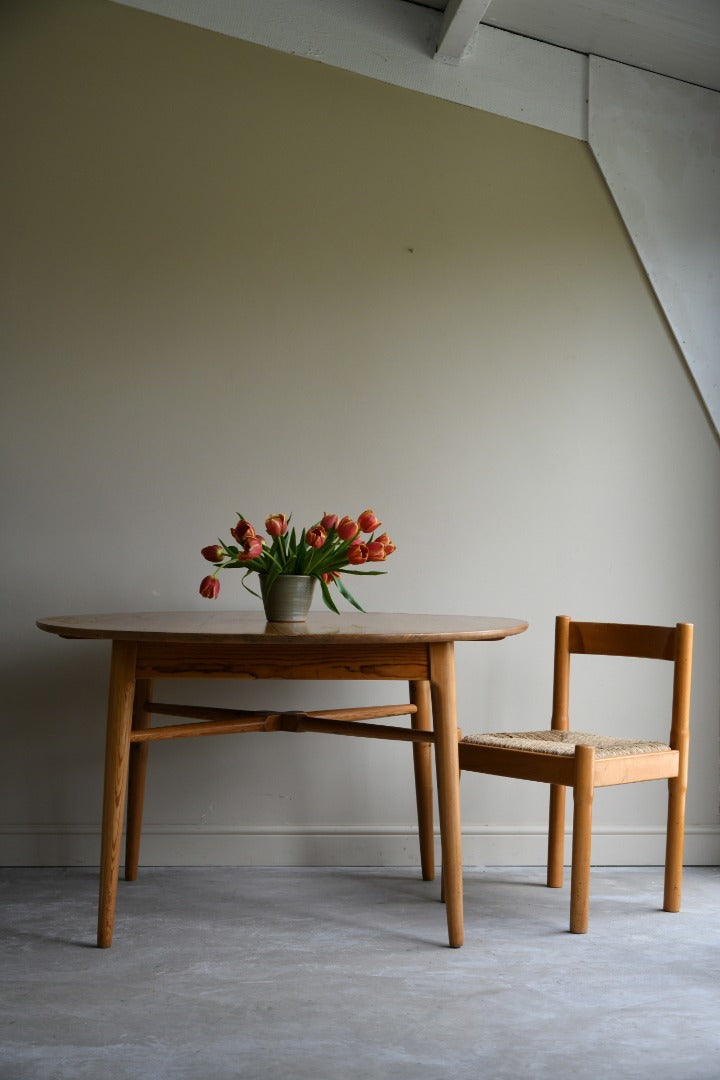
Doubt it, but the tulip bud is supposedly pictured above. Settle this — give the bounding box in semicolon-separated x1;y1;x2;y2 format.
321;513;338;531
201;545;225;564
306;525;327;549
322;571;340;584
199;575;220;599
265;513;288;538
358;509;381;533
347;542;369;565
336;516;359;541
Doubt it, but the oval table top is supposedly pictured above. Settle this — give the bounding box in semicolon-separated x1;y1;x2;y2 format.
37;611;529;646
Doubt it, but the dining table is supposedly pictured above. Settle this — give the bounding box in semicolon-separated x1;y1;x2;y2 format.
36;610;528;948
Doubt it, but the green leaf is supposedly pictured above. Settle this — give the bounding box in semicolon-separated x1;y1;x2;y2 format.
339;568;386;577
319;576;341;614
241;571;261;599
335;576;365;612
263;549;284;571
294;528;309;574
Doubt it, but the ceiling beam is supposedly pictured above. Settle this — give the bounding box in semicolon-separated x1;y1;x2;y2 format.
111;0;588;139
435;0;492;63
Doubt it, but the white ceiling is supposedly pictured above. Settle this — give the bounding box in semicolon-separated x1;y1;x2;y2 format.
414;0;720;92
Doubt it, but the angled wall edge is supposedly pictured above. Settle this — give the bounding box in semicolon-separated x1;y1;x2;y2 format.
589;58;720;438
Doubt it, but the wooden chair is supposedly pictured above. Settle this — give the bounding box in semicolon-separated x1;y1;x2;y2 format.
458;616;693;932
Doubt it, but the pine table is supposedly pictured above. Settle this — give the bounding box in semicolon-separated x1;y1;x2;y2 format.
37;611;528;948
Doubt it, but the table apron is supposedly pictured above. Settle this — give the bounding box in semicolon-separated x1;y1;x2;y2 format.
134;642;432;681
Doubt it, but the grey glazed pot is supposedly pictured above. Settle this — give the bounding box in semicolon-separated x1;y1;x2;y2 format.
260;574;317;622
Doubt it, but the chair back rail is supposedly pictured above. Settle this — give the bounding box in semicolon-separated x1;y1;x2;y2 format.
568;621;677;660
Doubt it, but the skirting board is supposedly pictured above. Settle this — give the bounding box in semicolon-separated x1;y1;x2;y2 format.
2;826;718;867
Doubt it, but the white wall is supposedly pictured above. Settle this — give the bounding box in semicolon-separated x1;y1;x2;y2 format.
2;0;719;867
112;0;720;440
589;58;720;434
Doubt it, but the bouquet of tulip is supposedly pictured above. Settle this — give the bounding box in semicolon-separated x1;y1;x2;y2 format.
199;509;395;613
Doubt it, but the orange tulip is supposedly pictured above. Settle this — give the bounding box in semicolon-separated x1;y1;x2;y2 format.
376;532;396;556
265;514;288;538
306;525;326;549
367;540;387;562
336;516;359;541
358;509;381;533
347;542;369;565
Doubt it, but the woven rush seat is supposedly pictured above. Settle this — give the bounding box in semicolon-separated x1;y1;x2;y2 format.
462;730;671;758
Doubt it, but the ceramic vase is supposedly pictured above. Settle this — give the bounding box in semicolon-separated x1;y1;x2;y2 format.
260;574;316;622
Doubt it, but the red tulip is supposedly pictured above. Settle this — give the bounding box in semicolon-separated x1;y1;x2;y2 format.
321;513;338;531
336;516;359;541
358;509;381;533
199;575;220;599
347;542;369;565
322;571;341;583
306;525;326;549
201;545;225;564
265;513;288;538
231;518;256;544
367;540;387;562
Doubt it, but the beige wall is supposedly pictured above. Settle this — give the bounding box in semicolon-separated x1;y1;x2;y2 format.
2;0;718;866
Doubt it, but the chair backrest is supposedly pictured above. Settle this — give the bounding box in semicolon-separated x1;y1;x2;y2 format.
551;616;693;751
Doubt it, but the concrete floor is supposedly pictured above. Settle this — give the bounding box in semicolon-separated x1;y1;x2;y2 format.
1;866;718;1080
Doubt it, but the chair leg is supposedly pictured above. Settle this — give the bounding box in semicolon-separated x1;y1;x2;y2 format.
410;680;435;882
439;763;463;905
569;745;595;934
547;783;566;888
663;773;687;912
125;679;153;881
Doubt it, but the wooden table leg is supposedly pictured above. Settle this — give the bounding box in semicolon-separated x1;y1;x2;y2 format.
429;642;463;947
125;678;153;881
97;640;137;948
410;679;434;881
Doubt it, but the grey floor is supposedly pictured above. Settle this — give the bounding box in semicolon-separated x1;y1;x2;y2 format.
2;866;719;1080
